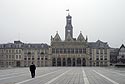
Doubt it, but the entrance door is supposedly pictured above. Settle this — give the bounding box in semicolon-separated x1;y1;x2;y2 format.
82;58;86;66
63;58;66;66
57;58;61;66
52;58;56;66
77;58;81;66
73;58;75;66
16;61;21;67
67;58;71;66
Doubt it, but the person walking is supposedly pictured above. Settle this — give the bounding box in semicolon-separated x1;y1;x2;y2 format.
29;62;36;78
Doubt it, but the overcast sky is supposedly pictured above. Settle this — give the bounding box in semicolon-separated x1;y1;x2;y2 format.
0;0;125;48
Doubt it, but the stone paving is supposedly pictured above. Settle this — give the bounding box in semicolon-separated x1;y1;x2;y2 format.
0;67;125;84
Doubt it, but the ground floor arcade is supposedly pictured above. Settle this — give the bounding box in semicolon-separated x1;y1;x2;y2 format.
52;57;86;66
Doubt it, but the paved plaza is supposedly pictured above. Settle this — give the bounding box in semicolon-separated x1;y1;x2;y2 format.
0;67;125;84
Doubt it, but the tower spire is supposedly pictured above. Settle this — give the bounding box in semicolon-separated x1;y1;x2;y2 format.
65;10;73;40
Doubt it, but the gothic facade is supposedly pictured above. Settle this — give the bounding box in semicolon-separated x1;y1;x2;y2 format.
50;14;110;66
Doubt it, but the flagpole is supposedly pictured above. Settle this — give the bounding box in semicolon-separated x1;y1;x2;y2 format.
66;9;70;15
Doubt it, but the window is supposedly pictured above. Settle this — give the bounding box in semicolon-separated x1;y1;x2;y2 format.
60;48;63;53
19;55;21;59
28;52;31;55
71;49;74;54
64;48;67;53
68;48;70;53
16;55;18;59
104;58;107;60
19;50;21;53
83;48;86;54
100;58;103;60
100;55;103;58
9;50;11;53
100;49;103;54
12;50;14;53
6;50;8;53
6;55;8;59
104;55;107;58
75;48;78;53
12;62;14;65
16;50;18;53
96;55;99;58
6;62;8;65
52;48;55;53
56;48;59;53
90;49;92;54
79;48;82;53
96;58;99;60
90;58;92;60
9;55;11;59
32;58;34;60
96;49;99;54
9;62;11;65
104;49;107;54
41;52;44;55
96;62;99;66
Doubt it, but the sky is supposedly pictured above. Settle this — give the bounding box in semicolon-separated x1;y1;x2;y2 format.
0;0;125;48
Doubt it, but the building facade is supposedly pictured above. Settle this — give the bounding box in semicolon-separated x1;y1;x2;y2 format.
0;41;23;67
0;41;50;67
50;14;110;66
88;40;110;66
0;14;111;67
110;48;118;65
116;44;125;65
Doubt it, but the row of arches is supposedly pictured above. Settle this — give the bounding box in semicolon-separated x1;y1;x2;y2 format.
52;58;86;66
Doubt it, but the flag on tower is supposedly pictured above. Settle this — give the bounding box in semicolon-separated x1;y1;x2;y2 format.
66;9;69;11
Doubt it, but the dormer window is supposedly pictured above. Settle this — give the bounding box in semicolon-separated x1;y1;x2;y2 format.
41;52;44;54
28;45;31;48
28;52;31;55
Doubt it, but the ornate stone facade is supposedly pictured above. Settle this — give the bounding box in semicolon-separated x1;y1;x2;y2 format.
50;14;110;66
51;32;88;66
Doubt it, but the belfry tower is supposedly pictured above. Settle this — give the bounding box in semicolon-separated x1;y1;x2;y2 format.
65;14;73;40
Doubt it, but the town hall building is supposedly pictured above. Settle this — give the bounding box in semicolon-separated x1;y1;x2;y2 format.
50;14;110;66
0;14;111;67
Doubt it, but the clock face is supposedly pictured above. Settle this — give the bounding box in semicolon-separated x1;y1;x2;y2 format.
68;18;71;20
67;30;71;32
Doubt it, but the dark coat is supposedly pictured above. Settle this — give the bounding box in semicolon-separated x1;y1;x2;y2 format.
30;64;36;72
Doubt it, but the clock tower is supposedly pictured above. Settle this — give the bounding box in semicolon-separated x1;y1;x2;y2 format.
65;14;73;40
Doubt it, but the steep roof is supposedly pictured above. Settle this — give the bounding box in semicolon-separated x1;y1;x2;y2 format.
53;32;61;41
88;40;110;48
0;41;49;49
22;43;49;49
77;33;86;42
118;44;125;52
